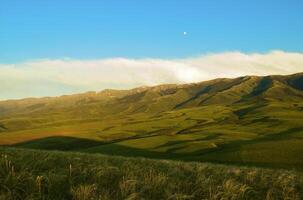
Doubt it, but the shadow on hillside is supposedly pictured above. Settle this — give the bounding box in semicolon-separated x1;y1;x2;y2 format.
7;128;303;170
12;136;105;151
10;136;178;159
190;127;303;170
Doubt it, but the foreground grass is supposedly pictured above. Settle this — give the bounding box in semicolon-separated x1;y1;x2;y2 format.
0;147;302;200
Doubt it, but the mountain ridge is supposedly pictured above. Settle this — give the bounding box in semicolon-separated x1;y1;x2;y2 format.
1;72;302;104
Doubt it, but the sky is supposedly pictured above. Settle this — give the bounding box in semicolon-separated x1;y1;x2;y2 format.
0;0;303;100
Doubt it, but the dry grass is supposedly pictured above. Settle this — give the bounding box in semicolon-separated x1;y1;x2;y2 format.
0;147;302;200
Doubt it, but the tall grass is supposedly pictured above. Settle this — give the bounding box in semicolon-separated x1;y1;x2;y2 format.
0;147;302;200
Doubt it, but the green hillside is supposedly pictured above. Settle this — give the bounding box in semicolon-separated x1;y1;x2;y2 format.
0;73;303;169
1;147;303;200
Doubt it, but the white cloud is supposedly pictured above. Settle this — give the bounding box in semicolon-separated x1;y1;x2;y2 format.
0;50;303;100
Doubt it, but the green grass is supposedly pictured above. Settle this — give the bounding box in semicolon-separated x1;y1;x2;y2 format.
1;147;303;200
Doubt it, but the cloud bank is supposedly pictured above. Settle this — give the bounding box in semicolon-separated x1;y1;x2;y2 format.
1;51;303;100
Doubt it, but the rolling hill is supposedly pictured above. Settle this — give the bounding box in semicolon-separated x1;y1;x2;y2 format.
0;72;302;169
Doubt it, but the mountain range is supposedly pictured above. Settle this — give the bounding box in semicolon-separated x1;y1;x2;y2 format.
0;72;302;168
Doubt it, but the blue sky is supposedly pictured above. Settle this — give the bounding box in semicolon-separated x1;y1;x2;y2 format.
1;0;303;63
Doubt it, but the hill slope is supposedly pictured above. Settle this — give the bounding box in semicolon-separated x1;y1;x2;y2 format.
0;72;302;168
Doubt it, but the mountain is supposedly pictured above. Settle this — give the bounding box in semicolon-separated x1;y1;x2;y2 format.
0;72;303;168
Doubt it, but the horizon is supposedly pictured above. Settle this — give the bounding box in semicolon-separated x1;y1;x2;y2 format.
1;51;303;100
0;70;302;102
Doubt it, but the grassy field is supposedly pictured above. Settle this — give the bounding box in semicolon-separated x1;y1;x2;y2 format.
1;147;303;200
